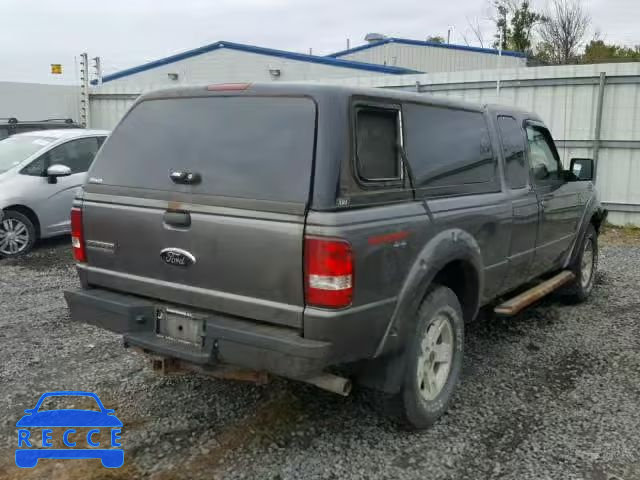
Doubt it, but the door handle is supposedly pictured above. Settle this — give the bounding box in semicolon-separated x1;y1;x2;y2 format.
163;211;191;228
169;170;201;185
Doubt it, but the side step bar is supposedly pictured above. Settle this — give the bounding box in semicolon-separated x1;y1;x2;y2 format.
494;271;575;316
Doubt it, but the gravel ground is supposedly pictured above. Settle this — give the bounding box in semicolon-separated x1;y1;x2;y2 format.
0;235;639;480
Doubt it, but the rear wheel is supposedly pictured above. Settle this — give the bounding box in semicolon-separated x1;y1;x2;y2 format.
0;210;36;258
564;224;598;302
399;285;464;429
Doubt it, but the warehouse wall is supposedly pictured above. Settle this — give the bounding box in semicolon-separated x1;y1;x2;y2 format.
335;42;526;73
0;81;80;122
99;48;390;87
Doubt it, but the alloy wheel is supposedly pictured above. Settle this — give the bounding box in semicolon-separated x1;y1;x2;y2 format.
0;218;30;256
416;312;455;401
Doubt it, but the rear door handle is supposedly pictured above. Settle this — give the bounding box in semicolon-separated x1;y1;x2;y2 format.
163;211;191;228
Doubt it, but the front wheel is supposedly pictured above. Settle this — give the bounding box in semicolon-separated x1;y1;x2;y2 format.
0;210;36;258
400;285;464;429
564;224;598;302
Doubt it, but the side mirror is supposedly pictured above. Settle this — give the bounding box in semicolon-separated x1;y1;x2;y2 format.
46;164;72;184
569;158;594;181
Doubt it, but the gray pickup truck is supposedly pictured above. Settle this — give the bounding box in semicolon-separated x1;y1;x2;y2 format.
65;83;606;429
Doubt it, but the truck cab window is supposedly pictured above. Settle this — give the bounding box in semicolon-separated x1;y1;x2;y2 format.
498;116;528;189
355;107;400;182
526;125;561;184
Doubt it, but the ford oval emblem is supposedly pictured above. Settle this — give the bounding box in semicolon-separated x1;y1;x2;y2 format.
160;248;196;267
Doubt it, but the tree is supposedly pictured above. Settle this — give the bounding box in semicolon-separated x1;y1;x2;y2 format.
491;0;541;53
464;16;487;48
537;0;590;64
426;35;446;44
510;0;542;52
493;1;511;50
582;36;640;64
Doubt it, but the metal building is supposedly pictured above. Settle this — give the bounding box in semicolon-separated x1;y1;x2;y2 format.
327;36;527;73
92;41;418;87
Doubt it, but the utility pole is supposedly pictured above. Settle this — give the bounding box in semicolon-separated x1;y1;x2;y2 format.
447;25;455;44
92;56;102;86
79;53;90;128
496;31;503;99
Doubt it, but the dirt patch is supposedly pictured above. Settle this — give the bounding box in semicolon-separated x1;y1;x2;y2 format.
0;457;141;480
149;390;304;480
600;225;640;246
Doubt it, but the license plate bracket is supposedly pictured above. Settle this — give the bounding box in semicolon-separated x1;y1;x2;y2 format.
155;307;206;346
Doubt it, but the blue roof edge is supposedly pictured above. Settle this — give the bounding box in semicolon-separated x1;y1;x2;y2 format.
92;40;421;84
327;37;527;59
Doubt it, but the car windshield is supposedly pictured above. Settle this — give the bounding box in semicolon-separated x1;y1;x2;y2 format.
0;135;53;174
37;395;101;412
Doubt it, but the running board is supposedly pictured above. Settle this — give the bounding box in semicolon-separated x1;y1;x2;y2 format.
494;271;575;316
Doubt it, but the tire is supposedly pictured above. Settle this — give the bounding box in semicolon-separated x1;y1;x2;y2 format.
0;210;36;258
399;285;465;429
564;224;598;302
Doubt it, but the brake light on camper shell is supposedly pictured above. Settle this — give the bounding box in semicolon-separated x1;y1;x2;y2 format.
71;207;87;263
305;237;353;309
206;83;251;91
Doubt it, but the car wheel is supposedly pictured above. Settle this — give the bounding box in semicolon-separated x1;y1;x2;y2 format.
564;224;598;302
399;285;464;429
0;210;36;258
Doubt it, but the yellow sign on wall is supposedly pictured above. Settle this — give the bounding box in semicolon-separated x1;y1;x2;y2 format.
51;64;63;74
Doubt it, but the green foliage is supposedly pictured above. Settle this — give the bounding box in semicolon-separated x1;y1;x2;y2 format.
583;39;640;64
510;0;542;52
493;2;510;50
426;36;446;44
492;0;541;53
532;41;555;64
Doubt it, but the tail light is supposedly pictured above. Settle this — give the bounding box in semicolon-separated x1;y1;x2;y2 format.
305;237;353;309
71;207;87;263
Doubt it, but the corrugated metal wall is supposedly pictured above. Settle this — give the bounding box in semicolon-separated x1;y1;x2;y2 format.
337;43;526;73
89;62;640;226
0;81;80;122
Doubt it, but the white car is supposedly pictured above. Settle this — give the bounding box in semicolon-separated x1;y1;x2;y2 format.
0;129;109;257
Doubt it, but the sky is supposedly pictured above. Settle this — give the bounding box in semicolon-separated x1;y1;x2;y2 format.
0;0;637;84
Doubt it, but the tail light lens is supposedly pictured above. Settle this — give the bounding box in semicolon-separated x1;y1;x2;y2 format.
71;207;87;263
305;237;353;309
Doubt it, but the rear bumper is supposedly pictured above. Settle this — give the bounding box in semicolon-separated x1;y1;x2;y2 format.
64;288;332;379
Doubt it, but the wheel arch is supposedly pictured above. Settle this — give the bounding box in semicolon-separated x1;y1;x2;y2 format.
3;204;41;238
431;258;480;325
375;228;483;358
590;207;607;234
358;229;483;395
564;201;607;269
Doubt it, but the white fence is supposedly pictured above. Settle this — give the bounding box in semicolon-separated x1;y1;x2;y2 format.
88;62;640;226
0;81;81;122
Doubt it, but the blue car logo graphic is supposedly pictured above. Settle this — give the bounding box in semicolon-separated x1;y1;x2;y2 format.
15;391;123;468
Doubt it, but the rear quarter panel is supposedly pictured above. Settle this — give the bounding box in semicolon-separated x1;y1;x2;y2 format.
303;193;511;363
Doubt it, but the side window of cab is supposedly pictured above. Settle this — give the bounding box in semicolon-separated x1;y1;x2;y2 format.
525;124;562;185
342;100;413;207
354;106;403;186
497;116;529;190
